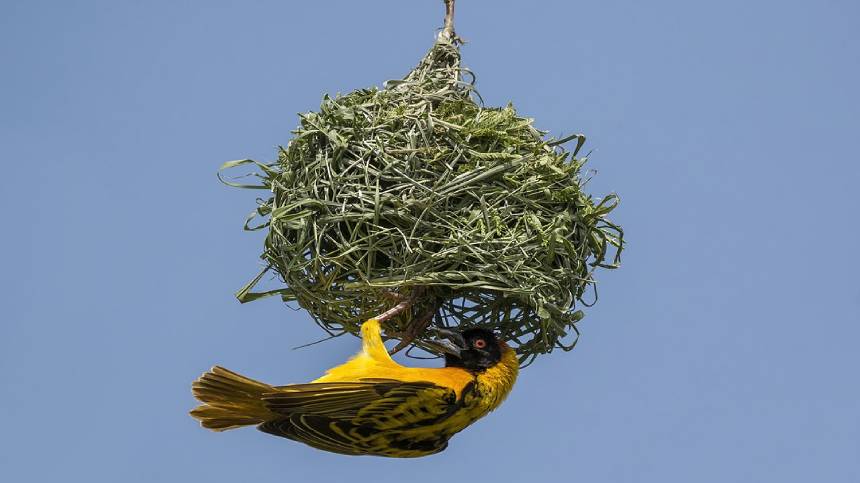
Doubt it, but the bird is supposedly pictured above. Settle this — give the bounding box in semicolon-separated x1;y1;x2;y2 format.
190;318;519;457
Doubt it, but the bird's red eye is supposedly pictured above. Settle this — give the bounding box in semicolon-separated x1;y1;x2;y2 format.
474;338;487;349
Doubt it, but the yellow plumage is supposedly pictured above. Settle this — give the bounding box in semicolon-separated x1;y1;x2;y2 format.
190;319;518;457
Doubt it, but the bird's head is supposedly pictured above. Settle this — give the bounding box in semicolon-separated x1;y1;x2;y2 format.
428;327;503;372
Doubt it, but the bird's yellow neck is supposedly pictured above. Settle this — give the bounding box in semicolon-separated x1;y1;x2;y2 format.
473;344;519;411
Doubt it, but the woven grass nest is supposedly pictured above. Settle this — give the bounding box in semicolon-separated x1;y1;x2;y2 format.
222;6;623;366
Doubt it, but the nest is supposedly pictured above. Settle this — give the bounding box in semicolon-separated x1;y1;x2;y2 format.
222;37;623;365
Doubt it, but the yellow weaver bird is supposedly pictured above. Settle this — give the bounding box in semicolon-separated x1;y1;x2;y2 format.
190;319;519;457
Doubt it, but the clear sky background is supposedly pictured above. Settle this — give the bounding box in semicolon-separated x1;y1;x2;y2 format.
2;1;858;481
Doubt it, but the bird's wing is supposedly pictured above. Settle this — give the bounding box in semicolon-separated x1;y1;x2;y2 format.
263;380;458;421
259;380;462;456
258;413;449;457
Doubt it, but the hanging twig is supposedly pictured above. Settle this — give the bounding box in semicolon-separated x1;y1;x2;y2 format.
438;0;456;41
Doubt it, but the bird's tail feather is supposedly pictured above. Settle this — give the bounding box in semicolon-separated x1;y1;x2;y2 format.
190;366;275;431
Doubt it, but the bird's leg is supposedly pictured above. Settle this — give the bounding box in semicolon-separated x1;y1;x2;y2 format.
375;296;413;324
372;287;438;354
374;287;424;323
388;307;436;355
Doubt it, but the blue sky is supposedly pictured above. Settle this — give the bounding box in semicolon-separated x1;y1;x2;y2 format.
2;1;858;481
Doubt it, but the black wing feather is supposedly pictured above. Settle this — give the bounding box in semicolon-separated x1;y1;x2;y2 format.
257;380;459;456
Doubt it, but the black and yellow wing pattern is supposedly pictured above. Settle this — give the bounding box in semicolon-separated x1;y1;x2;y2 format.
259;379;469;457
190;320;519;457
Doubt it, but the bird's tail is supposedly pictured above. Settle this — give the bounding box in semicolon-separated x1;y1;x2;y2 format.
190;366;276;431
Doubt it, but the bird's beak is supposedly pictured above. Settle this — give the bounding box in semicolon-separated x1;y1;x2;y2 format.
425;327;467;357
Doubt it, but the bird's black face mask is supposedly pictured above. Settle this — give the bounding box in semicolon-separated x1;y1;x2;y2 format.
430;328;502;372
